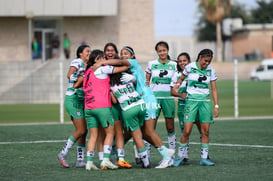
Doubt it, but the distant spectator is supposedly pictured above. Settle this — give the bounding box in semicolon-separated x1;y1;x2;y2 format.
64;33;71;59
32;37;39;59
38;39;42;58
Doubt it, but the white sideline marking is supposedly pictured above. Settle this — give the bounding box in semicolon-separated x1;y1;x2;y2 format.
190;142;273;149
0;140;66;144
0;140;273;149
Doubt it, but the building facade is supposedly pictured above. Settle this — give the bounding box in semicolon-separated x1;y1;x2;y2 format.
0;0;154;62
232;24;273;60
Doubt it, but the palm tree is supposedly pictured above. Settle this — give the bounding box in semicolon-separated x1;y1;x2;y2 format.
200;0;231;62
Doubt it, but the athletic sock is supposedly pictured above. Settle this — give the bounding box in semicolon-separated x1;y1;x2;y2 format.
168;132;176;151
87;151;95;162
157;145;170;160
103;145;112;160
144;140;151;157
178;142;189;159
98;152;103;163
77;144;85;161
61;135;76;155
117;148;125;161
138;146;149;167
201;143;209;159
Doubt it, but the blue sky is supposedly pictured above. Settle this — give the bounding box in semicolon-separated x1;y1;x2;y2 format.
154;0;258;36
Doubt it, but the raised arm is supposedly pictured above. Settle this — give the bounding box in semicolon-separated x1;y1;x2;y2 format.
102;59;131;66
113;66;128;74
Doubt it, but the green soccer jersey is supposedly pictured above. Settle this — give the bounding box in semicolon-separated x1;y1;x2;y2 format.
171;71;187;102
66;58;85;97
146;59;177;99
183;62;217;101
110;82;145;111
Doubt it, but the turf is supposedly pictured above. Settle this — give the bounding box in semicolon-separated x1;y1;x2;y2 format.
0;120;273;181
0;80;273;124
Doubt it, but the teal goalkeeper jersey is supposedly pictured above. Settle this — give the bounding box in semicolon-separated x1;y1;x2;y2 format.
127;59;156;104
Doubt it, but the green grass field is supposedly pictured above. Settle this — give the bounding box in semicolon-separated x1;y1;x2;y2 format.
0;80;272;123
0;120;273;181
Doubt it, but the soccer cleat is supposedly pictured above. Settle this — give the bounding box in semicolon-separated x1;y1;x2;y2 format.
75;160;86;168
142;160;152;169
155;158;173;168
200;158;215;166
135;157;142;165
167;149;175;158
100;160;118;170
57;153;69;168
118;160;132;168
85;162;98;170
173;157;189;167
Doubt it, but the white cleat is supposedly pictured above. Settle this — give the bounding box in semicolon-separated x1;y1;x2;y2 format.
100;160;118;170
155;159;173;168
85;161;98;171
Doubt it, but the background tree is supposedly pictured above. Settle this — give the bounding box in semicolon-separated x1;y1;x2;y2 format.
251;0;273;23
199;0;231;62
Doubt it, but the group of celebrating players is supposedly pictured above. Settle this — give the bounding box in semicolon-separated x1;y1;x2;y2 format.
57;41;219;170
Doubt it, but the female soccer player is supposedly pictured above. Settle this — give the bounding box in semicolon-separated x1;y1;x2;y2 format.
83;49;128;170
57;44;91;168
174;49;219;166
110;71;151;168
145;41;177;152
170;52;202;166
103;43;132;168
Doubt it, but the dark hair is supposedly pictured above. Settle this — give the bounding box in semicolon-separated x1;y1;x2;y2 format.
110;70;133;86
176;52;191;72
155;41;169;51
121;46;136;59
86;49;104;70
196;49;213;62
155;41;171;60
76;44;90;58
104;42;119;59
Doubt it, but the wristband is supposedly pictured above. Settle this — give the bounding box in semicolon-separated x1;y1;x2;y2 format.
215;104;219;109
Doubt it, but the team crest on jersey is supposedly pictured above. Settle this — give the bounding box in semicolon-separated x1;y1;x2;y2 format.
185;114;189;120
77;111;81;116
207;70;211;76
169;65;173;70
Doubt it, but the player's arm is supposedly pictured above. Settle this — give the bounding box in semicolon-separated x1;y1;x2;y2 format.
211;80;219;118
73;76;83;89
170;86;186;99
67;66;77;80
173;74;186;90
110;92;118;104
102;59;131;67
113;66;128;74
145;73;151;87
